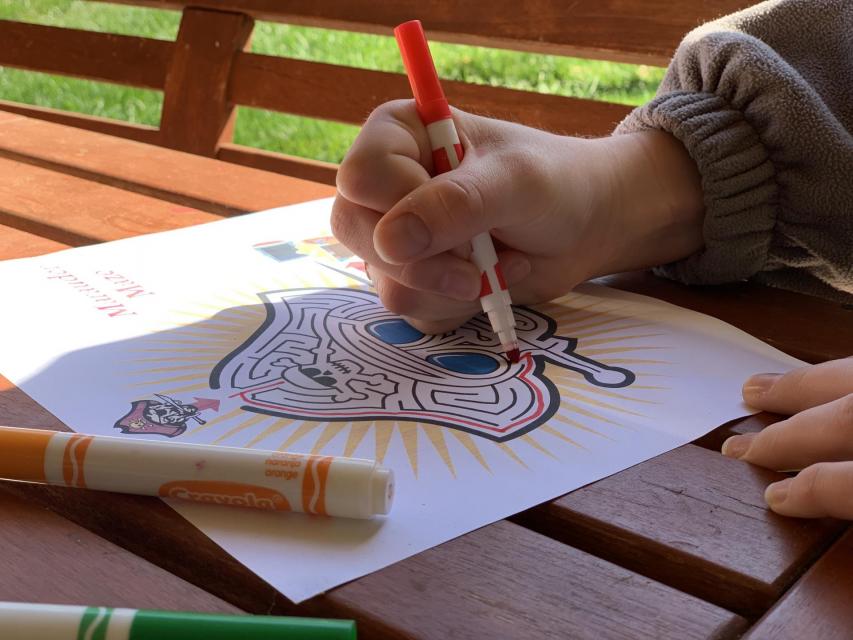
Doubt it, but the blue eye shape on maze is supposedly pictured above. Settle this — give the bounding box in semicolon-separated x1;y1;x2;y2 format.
366;319;500;375
367;318;424;345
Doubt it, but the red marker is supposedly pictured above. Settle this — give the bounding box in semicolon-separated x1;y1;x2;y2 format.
394;20;520;363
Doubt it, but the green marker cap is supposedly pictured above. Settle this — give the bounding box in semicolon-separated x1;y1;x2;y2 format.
132;610;356;640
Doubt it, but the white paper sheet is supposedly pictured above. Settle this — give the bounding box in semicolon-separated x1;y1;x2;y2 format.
0;198;803;602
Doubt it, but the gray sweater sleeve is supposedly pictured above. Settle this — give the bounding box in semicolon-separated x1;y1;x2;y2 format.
614;0;853;303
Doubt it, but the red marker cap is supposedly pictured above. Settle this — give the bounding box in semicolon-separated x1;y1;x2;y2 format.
394;20;452;124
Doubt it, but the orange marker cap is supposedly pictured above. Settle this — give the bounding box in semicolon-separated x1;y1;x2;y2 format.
0;426;53;482
394;20;452;124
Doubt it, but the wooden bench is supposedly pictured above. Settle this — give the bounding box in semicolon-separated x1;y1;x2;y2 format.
0;0;755;185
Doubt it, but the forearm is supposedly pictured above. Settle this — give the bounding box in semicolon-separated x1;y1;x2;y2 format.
553;131;704;280
575;130;706;279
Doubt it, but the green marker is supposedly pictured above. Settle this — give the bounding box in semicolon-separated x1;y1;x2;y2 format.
0;602;356;640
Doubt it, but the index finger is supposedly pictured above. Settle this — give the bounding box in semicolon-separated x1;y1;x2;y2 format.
336;100;433;213
743;357;853;414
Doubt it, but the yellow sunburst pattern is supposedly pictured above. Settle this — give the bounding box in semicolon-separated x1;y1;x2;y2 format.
124;274;671;478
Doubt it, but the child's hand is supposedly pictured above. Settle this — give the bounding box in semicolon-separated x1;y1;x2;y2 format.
332;101;704;333
722;357;853;519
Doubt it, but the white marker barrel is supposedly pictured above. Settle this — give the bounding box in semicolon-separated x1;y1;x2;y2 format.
0;603;134;640
0;426;393;519
0;602;356;640
426;118;462;172
471;232;517;352
395;19;519;358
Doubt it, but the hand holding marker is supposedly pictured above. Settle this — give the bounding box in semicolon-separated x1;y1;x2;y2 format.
394;20;521;363
0;426;393;519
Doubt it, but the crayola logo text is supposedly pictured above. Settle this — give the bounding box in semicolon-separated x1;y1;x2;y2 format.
159;481;291;511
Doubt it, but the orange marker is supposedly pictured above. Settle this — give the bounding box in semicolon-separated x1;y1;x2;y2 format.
0;426;393;519
395;20;520;363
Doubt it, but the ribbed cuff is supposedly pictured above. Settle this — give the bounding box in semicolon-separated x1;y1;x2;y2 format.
615;91;778;284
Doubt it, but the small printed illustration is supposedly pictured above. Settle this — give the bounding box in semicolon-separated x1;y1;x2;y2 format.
114;394;221;437
253;237;368;283
210;288;634;443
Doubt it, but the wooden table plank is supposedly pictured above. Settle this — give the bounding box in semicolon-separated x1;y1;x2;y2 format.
743;529;853;640
0;366;751;638
0;296;804;615
0;485;238;613
0;224;68;260
0;237;751;638
0;157;218;245
307;521;746;640
692;413;780;453
597;273;853;364
0;477;747;640
0;111;21;125
0;113;335;216
0;376;828;631
1;199;835;623
514;444;845;617
0;374;67;431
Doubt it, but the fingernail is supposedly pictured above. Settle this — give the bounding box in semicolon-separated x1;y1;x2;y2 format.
765;478;792;507
441;269;480;300
721;434;753;459
378;213;430;262
743;373;781;401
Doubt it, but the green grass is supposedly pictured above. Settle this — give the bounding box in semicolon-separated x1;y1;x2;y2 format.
0;0;665;163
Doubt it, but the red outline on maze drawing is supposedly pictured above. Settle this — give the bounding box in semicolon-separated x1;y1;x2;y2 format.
210;288;635;443
235;353;544;436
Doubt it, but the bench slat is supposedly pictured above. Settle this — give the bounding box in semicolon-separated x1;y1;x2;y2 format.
0;19;171;89
160;8;254;155
231;53;632;134
0;100;161;144
0;115;334;217
0;103;337;183
218;143;339;185
96;0;755;64
0;157;217;245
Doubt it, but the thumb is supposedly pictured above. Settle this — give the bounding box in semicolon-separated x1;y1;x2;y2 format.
373;152;539;264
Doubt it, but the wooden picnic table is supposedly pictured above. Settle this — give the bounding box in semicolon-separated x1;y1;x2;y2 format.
0;110;851;640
